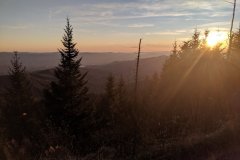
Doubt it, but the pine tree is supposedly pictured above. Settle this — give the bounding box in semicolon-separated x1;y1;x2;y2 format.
105;74;115;104
116;77;126;108
232;26;240;50
191;29;201;50
202;30;209;48
1;52;41;159
93;74;117;148
230;26;240;67
2;52;35;142
161;41;179;80
179;29;201;57
97;74;116;128
44;18;89;153
113;76;130;127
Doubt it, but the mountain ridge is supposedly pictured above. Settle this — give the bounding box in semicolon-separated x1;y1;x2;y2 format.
0;55;168;93
0;52;169;75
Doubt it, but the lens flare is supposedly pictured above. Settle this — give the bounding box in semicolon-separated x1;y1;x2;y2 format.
207;31;228;47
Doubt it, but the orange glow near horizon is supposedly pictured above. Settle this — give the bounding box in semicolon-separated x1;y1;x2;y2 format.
0;25;174;53
0;44;171;53
0;36;172;53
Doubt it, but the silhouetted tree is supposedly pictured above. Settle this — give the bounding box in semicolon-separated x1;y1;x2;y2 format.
105;74;116;104
1;52;39;159
113;77;136;156
201;30;209;48
232;26;240;55
94;75;140;157
115;77;127;109
2;53;35;140
44;18;90;154
161;41;179;79
157;30;231;140
95;74;116;134
191;29;201;50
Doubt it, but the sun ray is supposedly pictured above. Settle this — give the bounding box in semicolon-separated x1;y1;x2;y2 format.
162;52;204;105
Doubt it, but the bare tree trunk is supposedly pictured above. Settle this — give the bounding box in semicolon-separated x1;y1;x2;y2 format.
134;38;142;102
228;0;237;56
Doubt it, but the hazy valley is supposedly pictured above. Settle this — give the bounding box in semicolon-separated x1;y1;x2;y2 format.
0;53;168;93
0;52;168;75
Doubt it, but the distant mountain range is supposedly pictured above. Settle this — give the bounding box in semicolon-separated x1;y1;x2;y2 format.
0;52;169;75
0;55;168;93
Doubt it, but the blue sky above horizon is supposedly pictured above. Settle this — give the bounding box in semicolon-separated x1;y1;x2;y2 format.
0;0;239;52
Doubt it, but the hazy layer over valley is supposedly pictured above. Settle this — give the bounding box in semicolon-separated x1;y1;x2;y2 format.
0;52;168;75
0;52;168;93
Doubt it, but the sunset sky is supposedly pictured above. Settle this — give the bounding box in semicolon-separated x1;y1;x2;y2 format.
0;0;239;52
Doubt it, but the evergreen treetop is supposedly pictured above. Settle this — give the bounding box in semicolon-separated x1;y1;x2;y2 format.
45;18;88;118
5;52;33;110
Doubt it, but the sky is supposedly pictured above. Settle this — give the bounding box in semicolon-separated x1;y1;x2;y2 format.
0;0;239;52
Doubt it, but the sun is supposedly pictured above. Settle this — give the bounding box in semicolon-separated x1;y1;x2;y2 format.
206;31;228;47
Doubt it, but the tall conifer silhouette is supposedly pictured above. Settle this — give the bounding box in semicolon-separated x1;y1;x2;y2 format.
44;18;89;152
3;52;35;142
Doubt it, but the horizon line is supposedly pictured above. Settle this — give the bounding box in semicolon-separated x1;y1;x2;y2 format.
0;51;170;54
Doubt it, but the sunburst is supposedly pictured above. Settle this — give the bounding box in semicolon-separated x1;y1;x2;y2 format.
207;31;228;47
